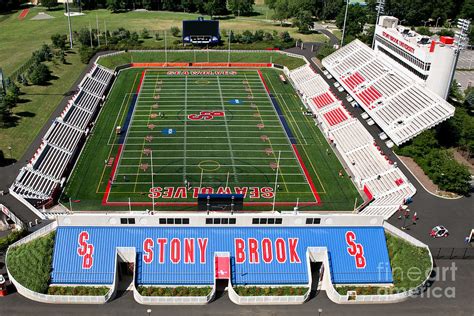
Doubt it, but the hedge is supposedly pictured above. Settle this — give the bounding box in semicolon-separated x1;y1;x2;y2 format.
234;286;308;296
47;286;109;296
6;232;55;293
137;286;212;296
0;229;28;250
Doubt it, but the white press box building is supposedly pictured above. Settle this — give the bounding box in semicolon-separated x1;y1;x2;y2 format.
373;16;457;99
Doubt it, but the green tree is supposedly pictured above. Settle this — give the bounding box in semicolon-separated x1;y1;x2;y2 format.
336;4;368;39
316;43;336;60
170;26;180;37
27;62;51;85
461;0;474;20
416;26;433;36
228;0;255;16
204;0;227;18
293;10;313;34
107;0;125;12
141;28;150;39
41;0;58;10
272;0;290;26
51;34;68;50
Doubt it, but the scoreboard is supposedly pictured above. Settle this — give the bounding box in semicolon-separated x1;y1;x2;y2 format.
183;17;220;45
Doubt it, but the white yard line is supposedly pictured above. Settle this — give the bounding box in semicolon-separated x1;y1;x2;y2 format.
217;76;238;182
183;75;188;182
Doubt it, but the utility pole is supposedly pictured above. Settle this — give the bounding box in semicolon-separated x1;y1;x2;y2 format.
89;22;93;48
96;14;100;47
104;20;108;46
65;0;73;48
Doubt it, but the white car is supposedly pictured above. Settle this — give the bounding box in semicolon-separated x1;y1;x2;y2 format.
334;82;341;88
337;86;345;92
323;70;329;75
367;118;375;126
361;112;369;120
351;101;358;108
346;95;354;102
379;132;388;140
326;74;333;80
430;225;449;238
385;140;394;148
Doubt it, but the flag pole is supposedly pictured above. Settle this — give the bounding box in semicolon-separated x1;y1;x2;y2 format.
199;169;204;188
225;171;230;188
271;151;281;212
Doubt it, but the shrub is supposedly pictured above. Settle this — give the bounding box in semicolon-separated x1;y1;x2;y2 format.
27;62;52;85
154;32;161;41
7;232;55;293
47;286;109;296
138;286;212;296
141;28;150;39
0;229;28;250
170;26;180;37
79;46;96;64
234;286;308;296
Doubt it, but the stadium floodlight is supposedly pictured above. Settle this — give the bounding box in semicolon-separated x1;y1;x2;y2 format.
340;0;350;47
371;0;385;49
65;0;73;48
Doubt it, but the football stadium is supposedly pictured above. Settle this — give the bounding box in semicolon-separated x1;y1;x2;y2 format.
1;5;471;312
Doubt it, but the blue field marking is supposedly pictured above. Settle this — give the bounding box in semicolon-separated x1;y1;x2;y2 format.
161;128;176;135
268;93;297;144
118;94;138;144
229;99;244;105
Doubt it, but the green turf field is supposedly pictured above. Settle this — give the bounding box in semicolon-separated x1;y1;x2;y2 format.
62;67;361;212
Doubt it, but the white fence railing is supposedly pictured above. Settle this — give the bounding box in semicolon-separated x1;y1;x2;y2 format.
134;291;211;305
1;204;25;229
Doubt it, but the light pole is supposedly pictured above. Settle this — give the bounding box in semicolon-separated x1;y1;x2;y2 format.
318;308;323;316
65;0;73;49
435;17;441;28
146;309;152;316
8;146;12;160
371;0;385;49
340;0;350;47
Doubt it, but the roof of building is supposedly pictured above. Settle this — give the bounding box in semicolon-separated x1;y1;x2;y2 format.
51;226;392;286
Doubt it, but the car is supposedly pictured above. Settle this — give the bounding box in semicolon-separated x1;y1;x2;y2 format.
346;95;354;102
430;225;449;238
326;74;333;80
323;70;329;75
334;82;341;88
351;101;358;107
379;132;388;140
385;140;394;148
337;86;345;92
367;118;375;126
361;112;369;119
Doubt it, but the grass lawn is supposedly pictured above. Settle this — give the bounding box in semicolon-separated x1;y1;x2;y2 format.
62;67;361;212
97;51;307;70
336;233;432;295
0;51;86;160
7;232;55;293
0;7;325;76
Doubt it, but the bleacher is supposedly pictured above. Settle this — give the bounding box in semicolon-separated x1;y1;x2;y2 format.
322;39;455;145
289;64;416;219
11;64;114;203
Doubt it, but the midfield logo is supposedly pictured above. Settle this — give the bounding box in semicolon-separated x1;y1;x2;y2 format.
187;111;225;121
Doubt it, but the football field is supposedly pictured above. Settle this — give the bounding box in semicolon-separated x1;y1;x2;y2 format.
63;67;361;212
105;69;319;207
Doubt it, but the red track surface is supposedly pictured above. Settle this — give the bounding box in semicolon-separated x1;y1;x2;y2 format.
18;9;29;20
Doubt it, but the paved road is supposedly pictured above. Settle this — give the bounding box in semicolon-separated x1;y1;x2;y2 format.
286;45;474;250
1;259;472;315
454;70;473;91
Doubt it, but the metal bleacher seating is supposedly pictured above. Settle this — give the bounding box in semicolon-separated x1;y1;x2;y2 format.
11;64;114;202
322;39;455;146
289;64;415;219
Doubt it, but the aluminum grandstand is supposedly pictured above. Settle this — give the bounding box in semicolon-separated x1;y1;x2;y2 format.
321;39;455;146
10;65;114;203
288;64;416;219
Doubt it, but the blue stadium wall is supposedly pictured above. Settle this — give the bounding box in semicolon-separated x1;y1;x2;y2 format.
51;226;392;286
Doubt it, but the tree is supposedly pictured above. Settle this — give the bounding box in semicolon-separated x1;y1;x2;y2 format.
272;0;290;26
461;0;474;20
241;30;254;43
416;26;433;36
170;26;180;37
228;0;255;16
279;31;292;42
27;63;51;85
293;10;313;34
316;44;336;60
336;4;368;38
204;0;227;18
107;0;125;12
51;34;68;50
141;28;150;39
41;0;58;10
